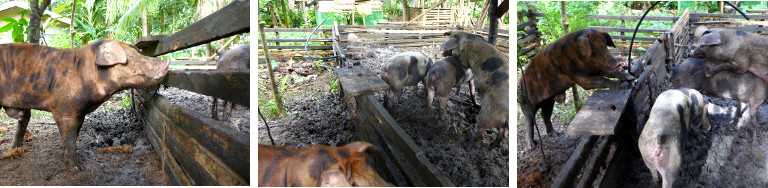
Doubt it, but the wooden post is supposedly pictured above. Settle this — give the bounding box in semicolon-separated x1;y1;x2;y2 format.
560;1;581;111
259;23;286;116
488;0;498;45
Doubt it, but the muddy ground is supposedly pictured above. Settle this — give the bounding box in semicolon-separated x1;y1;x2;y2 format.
517;91;768;187
0;94;167;185
258;46;509;187
158;87;250;134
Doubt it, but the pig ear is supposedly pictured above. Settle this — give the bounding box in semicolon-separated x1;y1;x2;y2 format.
700;32;722;46
96;41;128;66
602;33;616;47
444;31;453;36
440;37;459;52
578;35;592;57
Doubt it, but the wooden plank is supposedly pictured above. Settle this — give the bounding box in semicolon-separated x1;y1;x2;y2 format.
138;0;249;57
587;26;668;33
518;20;537;30
265;45;332;50
517;34;539;45
332;66;389;96
170;65;216;70
588;15;679;21
162;70;249;106
551;135;599;188
172;61;216;65
144;110;219;185
144;91;251;179
610;35;658;41
689;25;768;33
147;102;249;185
144;120;191;185
354;33;444;39
690;13;768;20
566;89;633;136
266;38;332;43
263;28;332;32
355;117;409;186
339;25;454;30
356;94;455;186
363;38;446;45
576;136;614;188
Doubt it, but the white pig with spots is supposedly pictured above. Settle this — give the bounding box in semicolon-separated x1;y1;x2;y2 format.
638;88;710;188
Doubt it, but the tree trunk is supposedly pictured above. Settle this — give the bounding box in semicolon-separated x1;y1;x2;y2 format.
70;1;76;47
28;0;51;44
488;0;498;45
402;0;409;21
142;6;149;36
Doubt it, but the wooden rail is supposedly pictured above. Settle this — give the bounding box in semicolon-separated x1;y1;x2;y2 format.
587;14;678;56
132;0;250;185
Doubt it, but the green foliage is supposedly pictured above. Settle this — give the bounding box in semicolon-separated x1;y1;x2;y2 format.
120;90;132;109
0;10;30;42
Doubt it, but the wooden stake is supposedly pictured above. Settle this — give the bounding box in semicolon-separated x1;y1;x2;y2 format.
259;23;286;116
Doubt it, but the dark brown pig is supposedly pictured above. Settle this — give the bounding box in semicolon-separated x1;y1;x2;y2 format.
258;141;394;187
441;31;508;147
424;56;477;120
0;40;170;171
638;88;710;188
691;26;768;83
380;52;433;110
212;45;249;121
516;29;635;149
672;57;766;126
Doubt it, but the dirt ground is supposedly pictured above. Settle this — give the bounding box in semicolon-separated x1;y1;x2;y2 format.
517;91;768;187
158;87;250;134
0;94;167;186
258;46;509;187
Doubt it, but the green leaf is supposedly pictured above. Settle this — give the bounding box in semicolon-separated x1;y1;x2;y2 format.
18;18;27;26
1;17;17;23
0;23;14;33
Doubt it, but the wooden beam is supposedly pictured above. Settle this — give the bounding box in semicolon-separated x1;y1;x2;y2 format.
265;45;332;50
137;0;249;57
266;38;332;43
587;26;669;33
142;91;251;180
552;135;599;188
406;0;449;25
263;28;332;32
588;15;679;21
690;12;768;20
162;70;249;106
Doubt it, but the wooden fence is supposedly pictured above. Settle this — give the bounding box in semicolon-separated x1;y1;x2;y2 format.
132;0;250;185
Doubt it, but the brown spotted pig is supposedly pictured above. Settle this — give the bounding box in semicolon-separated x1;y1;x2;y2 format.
638;88;710;188
441;31;508;147
424;56;477;120
0;40;170;171
672;57;767;126
518;29;635;149
380;52;433;110
691;26;768;83
258;141;394;187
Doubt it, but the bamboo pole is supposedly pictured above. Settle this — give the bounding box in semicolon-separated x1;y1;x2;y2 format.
560;2;581;111
259;23;286;116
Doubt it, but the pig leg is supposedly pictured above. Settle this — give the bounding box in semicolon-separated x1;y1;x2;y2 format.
392;88;404;110
10;109;31;148
437;94;450;121
572;75;622;90
212;98;219;120
468;78;479;106
748;98;761;127
605;69;636;81
490;124;508;148
426;85;435;115
540;98;557;135
54;114;85;172
706;63;744;77
736;102;744;118
521;102;537;149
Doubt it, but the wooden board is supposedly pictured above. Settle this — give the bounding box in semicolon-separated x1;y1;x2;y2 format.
332;66;389;96
162;70;249;106
137;0;249;57
566;89;632;136
355;94;455;186
588;26;669;33
588;15;679;21
552;135;599;188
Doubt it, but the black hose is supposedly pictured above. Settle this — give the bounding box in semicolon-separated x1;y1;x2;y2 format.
725;1;750;21
259;108;276;145
306;19;339;60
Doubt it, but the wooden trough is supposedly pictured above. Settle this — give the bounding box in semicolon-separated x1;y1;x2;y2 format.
549;8;768;187
132;0;250;185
